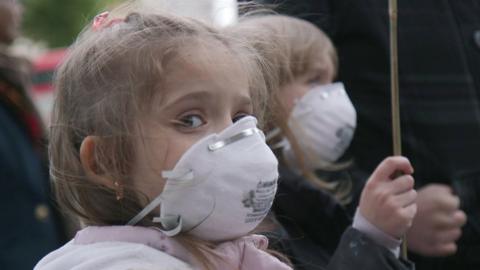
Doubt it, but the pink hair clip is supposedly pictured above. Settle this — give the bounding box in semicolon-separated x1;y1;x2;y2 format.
92;11;124;31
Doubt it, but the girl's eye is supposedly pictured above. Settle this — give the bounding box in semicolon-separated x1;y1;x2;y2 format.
178;115;205;128
232;113;250;123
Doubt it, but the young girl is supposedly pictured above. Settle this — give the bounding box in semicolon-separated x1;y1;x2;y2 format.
228;14;417;269
36;6;415;270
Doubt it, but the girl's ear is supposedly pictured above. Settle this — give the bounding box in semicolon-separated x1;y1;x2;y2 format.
80;136;115;189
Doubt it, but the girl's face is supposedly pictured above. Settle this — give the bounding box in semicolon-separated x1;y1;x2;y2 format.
131;44;253;200
279;53;335;116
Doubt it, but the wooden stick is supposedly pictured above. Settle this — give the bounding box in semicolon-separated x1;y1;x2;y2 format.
388;0;408;260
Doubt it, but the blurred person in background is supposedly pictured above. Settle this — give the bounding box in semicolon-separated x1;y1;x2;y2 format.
259;1;478;269
0;0;66;269
228;14;416;269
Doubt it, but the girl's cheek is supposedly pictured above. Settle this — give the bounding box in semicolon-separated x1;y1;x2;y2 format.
279;83;308;115
160;135;197;171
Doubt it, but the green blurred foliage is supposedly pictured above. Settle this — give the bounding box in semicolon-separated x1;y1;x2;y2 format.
22;0;122;48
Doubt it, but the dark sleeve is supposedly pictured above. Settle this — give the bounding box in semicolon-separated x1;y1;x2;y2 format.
327;227;415;270
263;216;331;270
273;166;351;255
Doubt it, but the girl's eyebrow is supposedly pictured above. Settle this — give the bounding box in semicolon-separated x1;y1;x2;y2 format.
162;91;214;110
162;91;252;110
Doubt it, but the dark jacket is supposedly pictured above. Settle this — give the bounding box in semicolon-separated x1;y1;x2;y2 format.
0;51;65;270
274;166;352;257
262;0;480;269
268;166;413;270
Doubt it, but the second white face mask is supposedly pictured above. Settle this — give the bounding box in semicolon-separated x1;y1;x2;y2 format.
128;116;279;242
278;82;357;170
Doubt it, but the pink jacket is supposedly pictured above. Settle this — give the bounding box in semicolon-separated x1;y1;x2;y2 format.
36;225;291;270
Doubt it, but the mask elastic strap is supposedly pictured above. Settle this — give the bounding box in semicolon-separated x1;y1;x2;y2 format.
265;127;281;142
153;215;182;237
127;169;193;236
128;200;182;237
127;195;163;226
270;138;289;150
161;169;194;181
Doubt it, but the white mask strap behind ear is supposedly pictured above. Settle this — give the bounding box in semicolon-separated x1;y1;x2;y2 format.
127;170;193;236
127;195;164;226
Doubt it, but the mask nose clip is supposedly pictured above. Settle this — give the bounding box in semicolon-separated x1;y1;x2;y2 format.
208;127;261;151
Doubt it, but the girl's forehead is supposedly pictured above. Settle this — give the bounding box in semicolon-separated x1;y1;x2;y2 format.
170;41;247;81
157;42;251;104
178;39;240;66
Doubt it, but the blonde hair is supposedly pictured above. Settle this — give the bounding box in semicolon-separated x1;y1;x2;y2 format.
49;5;271;269
228;14;351;203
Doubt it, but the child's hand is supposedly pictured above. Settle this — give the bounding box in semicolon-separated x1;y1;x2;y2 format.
359;156;417;239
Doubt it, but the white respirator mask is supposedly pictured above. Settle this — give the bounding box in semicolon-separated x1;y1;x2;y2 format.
267;82;356;170
128;116;279;242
